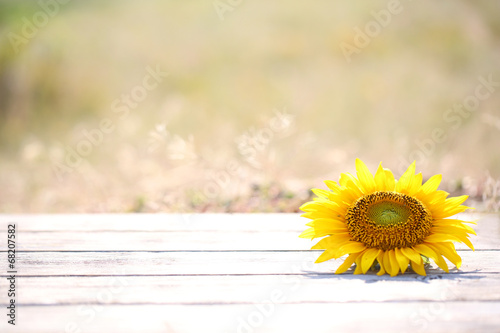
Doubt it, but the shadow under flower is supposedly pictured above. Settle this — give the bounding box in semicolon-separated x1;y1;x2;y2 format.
301;268;486;283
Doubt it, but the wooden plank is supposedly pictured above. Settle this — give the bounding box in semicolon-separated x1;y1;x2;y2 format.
4;274;500;306
6;230;495;251
0;213;307;231
5;231;311;251
1;213;497;251
3;231;495;251
0;213;497;333
0;303;499;333
0;250;495;277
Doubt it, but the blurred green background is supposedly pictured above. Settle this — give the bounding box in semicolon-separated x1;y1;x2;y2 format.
1;0;499;213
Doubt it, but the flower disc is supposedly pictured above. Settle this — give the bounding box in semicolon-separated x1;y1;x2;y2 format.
346;191;432;251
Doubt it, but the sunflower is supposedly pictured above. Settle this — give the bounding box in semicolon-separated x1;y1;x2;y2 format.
299;159;476;276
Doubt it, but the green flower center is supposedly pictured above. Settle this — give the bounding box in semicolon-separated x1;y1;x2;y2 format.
367;201;411;226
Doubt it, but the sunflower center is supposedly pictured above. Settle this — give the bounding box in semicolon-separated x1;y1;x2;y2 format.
367;201;411;226
346;191;432;251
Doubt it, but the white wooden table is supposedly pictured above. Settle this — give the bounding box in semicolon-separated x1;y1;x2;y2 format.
0;213;499;333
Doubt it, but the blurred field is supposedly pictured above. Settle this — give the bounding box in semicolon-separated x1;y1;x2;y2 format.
1;0;500;213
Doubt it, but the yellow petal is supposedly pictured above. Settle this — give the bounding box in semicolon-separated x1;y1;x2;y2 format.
432;195;472;218
319;200;348;215
432;219;476;235
299;202;334;214
413;244;449;273
307;217;346;229
431;226;476;237
383;168;396;190
394;248;410;274
335;253;360;274
410;260;426;276
353;257;363;274
444;195;469;207
301;211;329;220
300;201;348;219
324;180;341;193
340;179;364;199
374;163;386;191
301;209;343;220
420;174;442;194
388;250;400;276
310;236;336;249
409;173;423;196
339;241;367;254
361;248;381;274
298;227;316;239
311;188;331;199
355;158;376;194
428;242;462;269
382;251;392;276
330;243;357;259
395;161;416;194
434;206;472;219
433;253;449;273
337;185;362;205
397;171;423;197
339;172;358;187
412;243;436;261
421;190;449;210
374;163;396;191
401;247;422;264
310;233;351;249
315;249;337;263
298;226;348;239
376;252;386;276
424;233;474;250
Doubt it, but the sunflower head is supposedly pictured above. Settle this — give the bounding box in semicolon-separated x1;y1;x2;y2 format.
299;159;476;276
